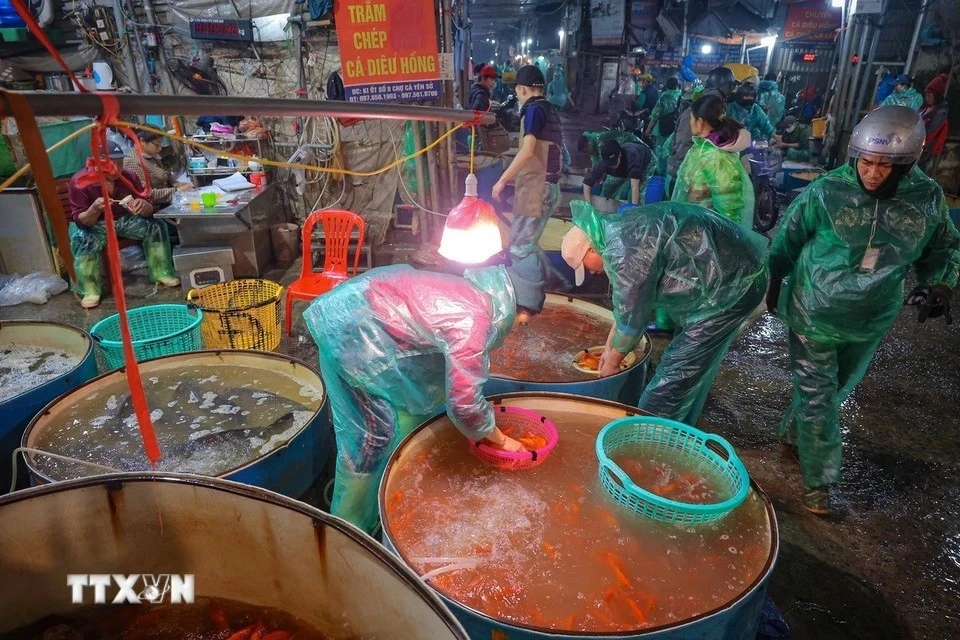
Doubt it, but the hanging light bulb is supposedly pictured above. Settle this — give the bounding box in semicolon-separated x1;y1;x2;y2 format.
438;174;503;264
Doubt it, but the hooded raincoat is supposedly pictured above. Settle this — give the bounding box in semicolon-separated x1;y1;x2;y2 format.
881;87;924;111
769;164;960;489
672;132;755;231
726;101;775;142
757;80;786;127
571;201;768;424
304;264;517;533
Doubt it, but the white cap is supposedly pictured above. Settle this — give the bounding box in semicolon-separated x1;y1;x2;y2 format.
560;226;592;287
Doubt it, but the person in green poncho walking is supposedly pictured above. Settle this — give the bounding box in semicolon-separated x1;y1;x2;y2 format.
560;201;768;425
767;107;960;515
880;75;924;111
645;77;682;161
757;74;785;127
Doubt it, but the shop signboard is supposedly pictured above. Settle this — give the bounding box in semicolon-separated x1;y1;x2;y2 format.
591;0;626;47
782;1;841;43
334;0;443;103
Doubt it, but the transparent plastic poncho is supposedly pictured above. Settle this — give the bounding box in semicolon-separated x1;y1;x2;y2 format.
570;200;768;354
671;137;755;231
770;164;960;344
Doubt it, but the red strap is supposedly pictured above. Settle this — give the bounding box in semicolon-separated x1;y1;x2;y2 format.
10;0;161;466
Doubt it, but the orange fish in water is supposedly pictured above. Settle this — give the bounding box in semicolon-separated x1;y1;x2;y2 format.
517;433;548;450
598;550;631;588
576;351;602;371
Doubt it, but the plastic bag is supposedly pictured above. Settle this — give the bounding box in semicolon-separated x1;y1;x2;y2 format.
119;245;147;273
0;272;69;306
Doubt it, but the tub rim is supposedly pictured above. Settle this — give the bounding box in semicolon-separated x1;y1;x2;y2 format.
488;294;653;386
0;319;95;406
0;471;470;639
20;349;329;483
379;391;780;638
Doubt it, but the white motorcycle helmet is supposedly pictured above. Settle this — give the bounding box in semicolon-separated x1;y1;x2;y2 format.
847;105;925;165
847;106;925;197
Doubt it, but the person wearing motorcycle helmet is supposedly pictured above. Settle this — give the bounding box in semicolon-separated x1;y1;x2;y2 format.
726;81;775;144
667;67;739;186
767;106;960;515
492;65;563;269
582;138;655;206
880;74;923;111
67;139;180;309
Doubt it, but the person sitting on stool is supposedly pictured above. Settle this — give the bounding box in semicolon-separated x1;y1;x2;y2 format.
67;140;180;309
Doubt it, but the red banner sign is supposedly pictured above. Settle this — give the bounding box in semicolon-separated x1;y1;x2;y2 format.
334;0;442;103
782;1;841;43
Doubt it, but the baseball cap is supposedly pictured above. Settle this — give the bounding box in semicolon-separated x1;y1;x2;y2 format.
479;64;499;79
782;115;798;128
561;226;593;286
894;74;911;85
515;65;545;88
600;139;621;164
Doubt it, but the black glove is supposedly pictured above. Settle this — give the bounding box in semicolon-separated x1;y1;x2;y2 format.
906;285;953;324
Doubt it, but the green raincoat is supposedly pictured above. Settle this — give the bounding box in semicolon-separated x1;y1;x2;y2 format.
757;80;785;126
770;164;960;489
649;88;682;150
671;135;755;232
881;87;924;111
726;101;775;142
571;201;768;424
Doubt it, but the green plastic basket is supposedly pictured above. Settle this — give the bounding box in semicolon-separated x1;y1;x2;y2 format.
595;416;750;525
90;304;204;369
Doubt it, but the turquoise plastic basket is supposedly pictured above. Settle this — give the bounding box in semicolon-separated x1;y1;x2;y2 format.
595;416;750;525
90;304;204;369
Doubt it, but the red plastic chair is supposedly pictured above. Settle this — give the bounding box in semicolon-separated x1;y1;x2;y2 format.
284;209;366;335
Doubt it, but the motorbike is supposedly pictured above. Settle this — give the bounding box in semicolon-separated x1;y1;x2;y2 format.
494;94;520;132
616;107;648;141
748;140;783;233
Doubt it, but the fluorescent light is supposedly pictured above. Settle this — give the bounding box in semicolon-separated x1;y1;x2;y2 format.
558;29;565;37
491;39;496;44
831;0;843;6
701;44;713;54
527;38;533;45
760;35;777;47
489;60;495;64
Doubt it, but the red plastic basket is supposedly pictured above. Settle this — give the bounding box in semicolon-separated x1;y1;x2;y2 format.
469;405;559;470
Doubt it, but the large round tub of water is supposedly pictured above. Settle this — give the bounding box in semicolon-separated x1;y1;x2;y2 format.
0;473;468;639
484;295;651;405
21;350;330;498
0;320;98;493
380;393;778;640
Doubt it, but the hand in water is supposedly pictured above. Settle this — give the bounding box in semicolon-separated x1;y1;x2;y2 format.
598;347;625;378
497;435;526;453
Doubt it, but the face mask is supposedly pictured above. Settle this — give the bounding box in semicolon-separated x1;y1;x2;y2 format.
737;96;755;107
786;125;797;134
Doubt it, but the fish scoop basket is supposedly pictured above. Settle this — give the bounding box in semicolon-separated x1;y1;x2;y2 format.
469;405;559;470
596;416;749;525
187;279;283;351
90;304;203;369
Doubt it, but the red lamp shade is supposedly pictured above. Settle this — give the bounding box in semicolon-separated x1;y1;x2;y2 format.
438;174;503;264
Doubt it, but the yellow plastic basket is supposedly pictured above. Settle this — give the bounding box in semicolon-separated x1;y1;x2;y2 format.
186;279;283;351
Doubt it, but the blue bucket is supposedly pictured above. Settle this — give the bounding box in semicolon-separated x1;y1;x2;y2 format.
644;176;666;204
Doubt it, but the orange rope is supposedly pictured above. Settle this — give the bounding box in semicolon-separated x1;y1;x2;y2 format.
11;0;161;466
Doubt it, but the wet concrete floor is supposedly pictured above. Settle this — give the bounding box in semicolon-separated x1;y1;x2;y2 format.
3;258;955;639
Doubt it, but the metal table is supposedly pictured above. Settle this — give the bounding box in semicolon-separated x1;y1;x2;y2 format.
156;184;284;277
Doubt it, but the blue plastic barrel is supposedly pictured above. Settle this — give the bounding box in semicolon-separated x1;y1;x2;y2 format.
644;176;666;204
381;393;780;640
0;0;25;27
483;294;650;406
0;321;97;493
22;350;331;499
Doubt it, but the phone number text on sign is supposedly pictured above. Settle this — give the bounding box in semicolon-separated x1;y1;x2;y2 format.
345;81;442;103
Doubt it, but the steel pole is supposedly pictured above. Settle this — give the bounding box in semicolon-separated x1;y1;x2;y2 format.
0;92;495;124
111;0;142;93
904;1;929;76
844;19;872;132
852;20;881;126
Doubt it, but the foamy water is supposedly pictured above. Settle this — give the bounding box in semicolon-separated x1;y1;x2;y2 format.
0;346;83;402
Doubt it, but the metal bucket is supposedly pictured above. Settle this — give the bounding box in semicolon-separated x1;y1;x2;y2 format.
484;294;651;405
22;350;331;498
0;473;468;638
0;321;98;493
380;393;779;640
